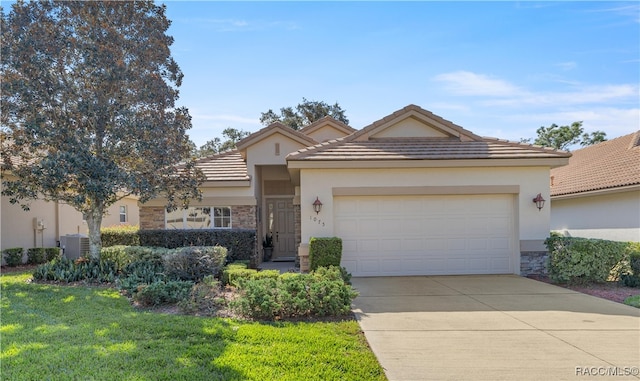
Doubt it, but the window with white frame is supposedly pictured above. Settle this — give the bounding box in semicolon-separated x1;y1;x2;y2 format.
119;206;127;223
165;207;231;229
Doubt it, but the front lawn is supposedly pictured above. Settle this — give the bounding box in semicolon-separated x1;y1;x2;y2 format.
1;271;386;381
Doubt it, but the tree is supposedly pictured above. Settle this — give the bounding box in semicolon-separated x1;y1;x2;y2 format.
1;1;204;258
524;122;607;150
194;127;250;157
259;97;349;130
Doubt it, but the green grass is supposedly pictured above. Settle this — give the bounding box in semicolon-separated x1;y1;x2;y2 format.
624;294;640;308
1;271;386;381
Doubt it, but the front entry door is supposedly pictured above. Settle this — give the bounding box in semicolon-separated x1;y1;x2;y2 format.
267;198;296;260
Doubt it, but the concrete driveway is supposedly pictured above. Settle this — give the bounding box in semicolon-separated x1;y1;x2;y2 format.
351;275;640;381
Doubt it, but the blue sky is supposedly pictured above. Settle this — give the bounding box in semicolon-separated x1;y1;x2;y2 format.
163;1;639;148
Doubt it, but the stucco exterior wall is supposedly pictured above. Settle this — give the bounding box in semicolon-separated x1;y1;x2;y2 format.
551;189;640;242
102;197;140;227
2;194;141;253
298;166;552;244
1;196;86;252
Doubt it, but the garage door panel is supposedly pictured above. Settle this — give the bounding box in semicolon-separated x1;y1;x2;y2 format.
334;195;516;276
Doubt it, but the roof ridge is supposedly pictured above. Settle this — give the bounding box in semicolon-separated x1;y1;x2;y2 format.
481;136;572;156
347;104;483;142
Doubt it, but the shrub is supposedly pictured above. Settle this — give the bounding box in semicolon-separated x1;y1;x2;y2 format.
629;249;640;275
27;248;46;265
309;237;342;271
278;274;312;317
252;269;280;281
3;248;24;267
223;268;257;287
134;280;194;306
101;225;140;247
138;229;256;263
545;236;627;284
32;257;117;283
126;246;169;263
100;246;130;272
178;276;224;314
162;246;227;282
620;274;640;288
45;247;62;261
230;277;280;320
117;260;167;295
230;266;358;320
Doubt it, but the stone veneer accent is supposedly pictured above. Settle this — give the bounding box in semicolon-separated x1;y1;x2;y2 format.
139;205;256;230
140;206;165;230
232;205;256;229
520;251;548;276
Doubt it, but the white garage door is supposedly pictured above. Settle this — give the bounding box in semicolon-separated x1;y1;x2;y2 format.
335;195;516;276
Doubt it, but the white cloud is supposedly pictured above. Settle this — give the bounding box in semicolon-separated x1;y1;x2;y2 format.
482;84;638;107
434;71;638;108
555;61;577;71
504;107;640;140
432;71;522;97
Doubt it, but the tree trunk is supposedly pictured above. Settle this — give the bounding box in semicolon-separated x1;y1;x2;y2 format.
85;205;104;259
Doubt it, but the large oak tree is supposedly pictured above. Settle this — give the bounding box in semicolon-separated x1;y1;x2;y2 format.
523;121;607;151
1;1;203;258
260;97;349;130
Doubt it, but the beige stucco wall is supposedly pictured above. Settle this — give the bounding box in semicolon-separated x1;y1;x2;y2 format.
298;166;552;244
551;189;640;242
1;196;86;252
102;197;140;227
2;191;140;253
246;134;308;178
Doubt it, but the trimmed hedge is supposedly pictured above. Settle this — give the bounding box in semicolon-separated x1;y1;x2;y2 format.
309;237;342;271
101;225;140;247
230;266;358;320
545;236;630;284
3;248;24;267
45;247;62;262
27;248;46;265
163;246;227;282
138;229;256;263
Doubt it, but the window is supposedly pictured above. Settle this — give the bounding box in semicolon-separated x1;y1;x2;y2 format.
213;207;231;228
119;206;127;223
165;207;231;229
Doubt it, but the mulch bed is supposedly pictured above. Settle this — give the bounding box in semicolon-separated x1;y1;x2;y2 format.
528;275;639;304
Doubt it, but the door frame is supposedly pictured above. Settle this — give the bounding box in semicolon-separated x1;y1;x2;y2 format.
264;197;297;261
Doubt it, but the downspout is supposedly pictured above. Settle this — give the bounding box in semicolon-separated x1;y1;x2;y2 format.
55;201;60;246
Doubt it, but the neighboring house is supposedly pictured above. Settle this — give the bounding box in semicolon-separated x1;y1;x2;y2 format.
550;132;640;242
1;172;140;255
140;105;570;276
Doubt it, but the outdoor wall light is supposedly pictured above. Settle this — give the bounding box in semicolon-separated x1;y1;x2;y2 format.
312;197;323;214
532;193;546;211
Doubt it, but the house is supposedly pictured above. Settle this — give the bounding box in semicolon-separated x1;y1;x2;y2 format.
1;171;140;257
140;105;570;277
550;132;640;242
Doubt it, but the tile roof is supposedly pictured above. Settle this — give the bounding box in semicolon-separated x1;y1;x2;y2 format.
550;131;640;197
287;137;570;161
288;105;570;162
193;150;249;182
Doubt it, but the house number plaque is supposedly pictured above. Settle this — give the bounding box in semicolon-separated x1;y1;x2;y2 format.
310;216;326;227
